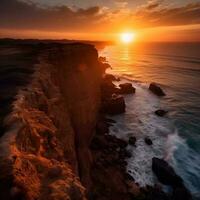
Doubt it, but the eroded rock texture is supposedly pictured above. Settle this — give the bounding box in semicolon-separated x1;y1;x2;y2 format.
0;43;102;200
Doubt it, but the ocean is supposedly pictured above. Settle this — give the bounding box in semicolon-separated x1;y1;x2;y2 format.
100;42;200;199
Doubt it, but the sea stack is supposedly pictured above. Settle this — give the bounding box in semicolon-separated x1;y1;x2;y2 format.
149;83;166;96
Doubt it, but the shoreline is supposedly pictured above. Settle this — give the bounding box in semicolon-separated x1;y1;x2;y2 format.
0;42;192;200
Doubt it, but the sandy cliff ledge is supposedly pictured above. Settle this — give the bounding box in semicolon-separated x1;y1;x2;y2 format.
0;43;102;200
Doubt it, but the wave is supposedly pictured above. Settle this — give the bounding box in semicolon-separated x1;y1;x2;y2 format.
165;132;200;199
108;78;200;199
146;53;200;65
109;80;173;186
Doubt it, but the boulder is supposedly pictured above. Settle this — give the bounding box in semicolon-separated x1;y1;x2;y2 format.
119;149;132;159
152;158;183;187
126;180;140;197
119;83;135;94
129;136;136;146
117;139;128;148
102;95;125;115
101;81;120;99
104;74;119;82
105;118;116;124
99;56;107;62
155;109;168;117
99;62;111;72
173;186;192;200
96;120;109;135
90;135;107;150
144;137;153;145
149;83;165;96
125;173;135;181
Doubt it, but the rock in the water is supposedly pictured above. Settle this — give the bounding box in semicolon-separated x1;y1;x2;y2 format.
116;77;121;81
96;120;109;135
118;139;128;148
105;118;116;124
155;109;168;117
119;149;131;158
144;137;153;145
101;81;120;99
99;62;111;72
104;74;118;82
90;135;106;150
173;186;192;200
152;158;183;187
99;56;107;62
126;180;140;197
125;173;135;181
129;136;136;146
149;83;165;96
102;95;125;115
119;83;135;94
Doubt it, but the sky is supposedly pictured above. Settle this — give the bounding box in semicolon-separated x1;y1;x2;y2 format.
0;0;200;41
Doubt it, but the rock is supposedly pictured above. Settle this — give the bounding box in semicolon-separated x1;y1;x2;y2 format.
126;180;140;197
141;185;170;200
149;83;166;96
105;118;116;124
90;136;106;150
119;149;132;159
99;56;107;62
155;109;168;117
101;81;120;99
152;158;183;187
102;95;125;115
124;173;135;181
116;77;121;81
99;62;111;72
117;139;128;148
104;74;118;82
129;136;136;146
96;120;109;135
119;83;135;94
144;137;153;145
173;186;192;200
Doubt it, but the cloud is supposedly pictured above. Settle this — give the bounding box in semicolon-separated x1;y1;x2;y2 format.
0;0;200;36
134;2;200;27
146;0;163;10
0;0;107;32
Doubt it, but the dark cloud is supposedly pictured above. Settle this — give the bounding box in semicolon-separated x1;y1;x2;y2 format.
145;0;163;10
0;0;105;31
0;0;200;35
135;3;200;27
77;7;100;16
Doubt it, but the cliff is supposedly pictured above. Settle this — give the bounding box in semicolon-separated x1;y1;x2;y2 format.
0;43;102;200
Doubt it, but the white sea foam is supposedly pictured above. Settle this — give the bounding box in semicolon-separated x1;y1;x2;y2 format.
109;80;175;186
165;132;200;199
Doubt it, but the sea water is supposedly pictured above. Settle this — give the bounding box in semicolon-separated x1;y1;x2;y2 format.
100;42;200;199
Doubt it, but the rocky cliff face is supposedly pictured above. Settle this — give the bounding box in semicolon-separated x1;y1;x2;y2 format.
0;43;102;200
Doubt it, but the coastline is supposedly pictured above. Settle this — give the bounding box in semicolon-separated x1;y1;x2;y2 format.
0;42;192;200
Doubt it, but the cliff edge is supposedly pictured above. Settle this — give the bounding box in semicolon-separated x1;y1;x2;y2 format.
0;43;102;200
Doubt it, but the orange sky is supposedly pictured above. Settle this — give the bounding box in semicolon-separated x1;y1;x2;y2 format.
0;0;200;42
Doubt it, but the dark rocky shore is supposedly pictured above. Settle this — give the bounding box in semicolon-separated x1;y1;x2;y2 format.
0;41;191;200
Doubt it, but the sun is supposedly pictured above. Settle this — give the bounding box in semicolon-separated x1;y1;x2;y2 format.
120;32;135;44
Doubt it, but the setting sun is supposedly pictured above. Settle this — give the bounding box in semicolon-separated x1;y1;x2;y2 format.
121;32;135;43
